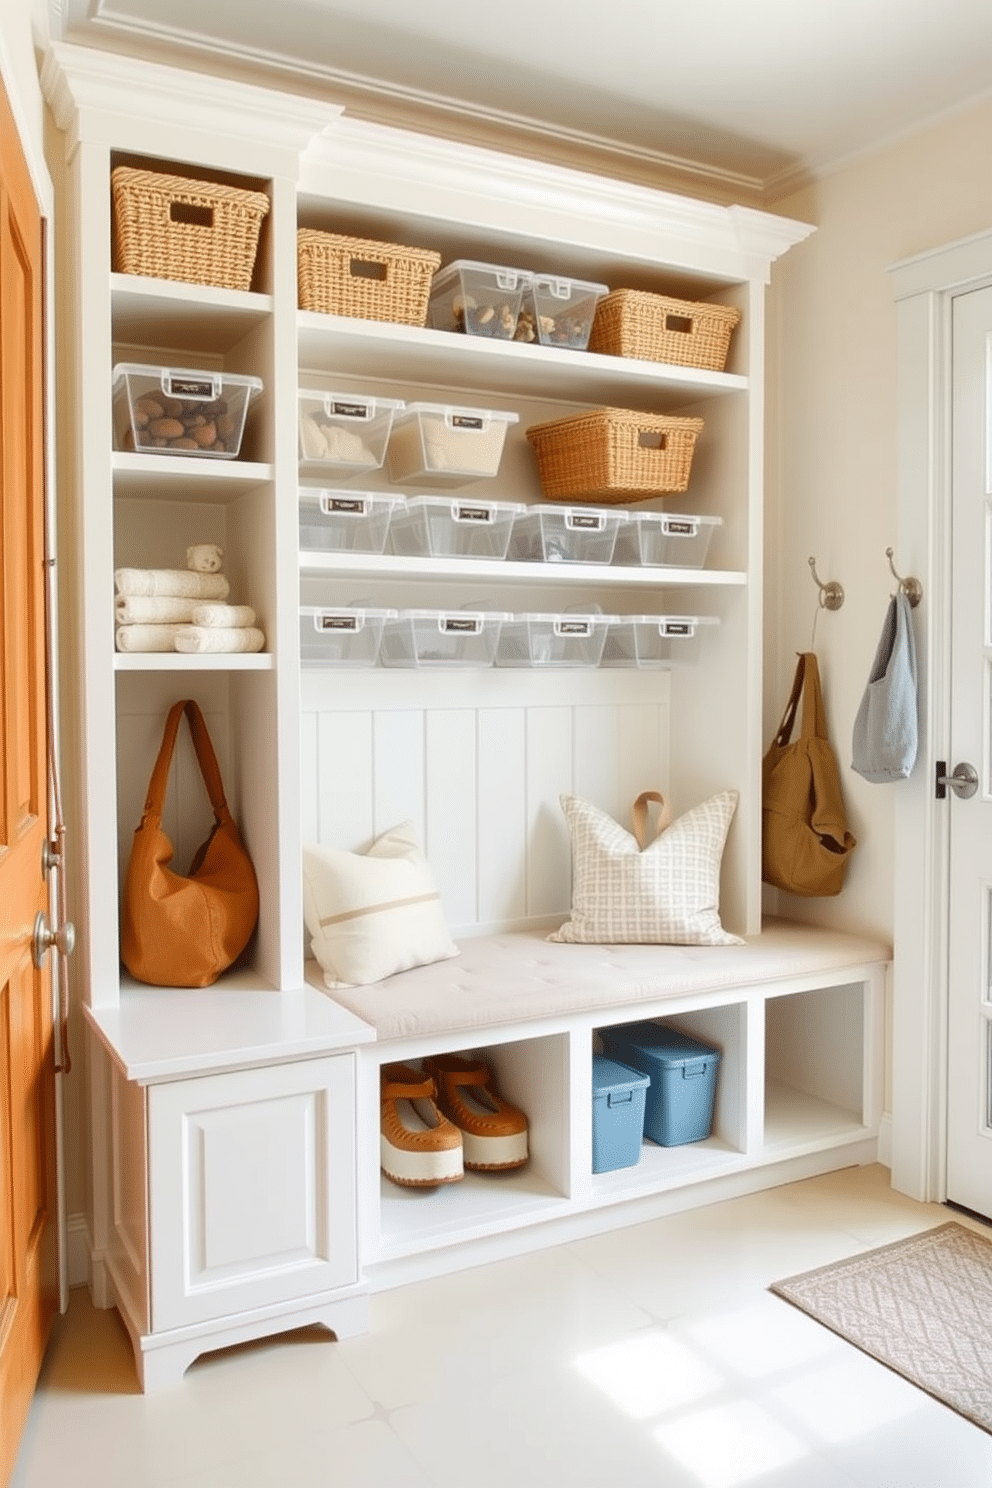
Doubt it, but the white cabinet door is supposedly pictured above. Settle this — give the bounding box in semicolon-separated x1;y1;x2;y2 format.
946;284;992;1219
148;1054;357;1332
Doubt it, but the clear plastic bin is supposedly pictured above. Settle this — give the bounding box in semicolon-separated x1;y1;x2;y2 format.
298;490;399;554
599;614;719;669
508;504;628;564
379;609;510;668
613;511;722;568
515;274;609;350
112;363;262;458
386;402;519;487
299;606;395;667
495;612;616;668
428;260;529;339
388;496;524;559
298;389;403;478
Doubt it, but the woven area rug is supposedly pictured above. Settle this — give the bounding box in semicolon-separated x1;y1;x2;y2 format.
770;1221;992;1433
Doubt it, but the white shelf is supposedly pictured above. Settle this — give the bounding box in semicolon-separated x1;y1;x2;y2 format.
113;652;273;670
298;550;747;587
378;1166;569;1258
763;1080;867;1152
297;313;747;412
111;273;272;350
112;454;273;498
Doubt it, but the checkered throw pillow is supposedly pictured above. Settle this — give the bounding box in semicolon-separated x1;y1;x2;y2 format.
549;791;743;946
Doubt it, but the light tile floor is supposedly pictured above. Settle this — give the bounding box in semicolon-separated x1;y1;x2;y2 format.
12;1164;992;1488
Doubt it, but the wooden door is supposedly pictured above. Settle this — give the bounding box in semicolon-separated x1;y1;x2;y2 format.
0;73;57;1488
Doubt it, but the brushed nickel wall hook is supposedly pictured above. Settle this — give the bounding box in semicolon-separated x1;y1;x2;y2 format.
885;547;922;607
808;556;844;611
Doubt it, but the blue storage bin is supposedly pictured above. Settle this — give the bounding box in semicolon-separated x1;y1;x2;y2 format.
600;1022;720;1147
591;1054;650;1173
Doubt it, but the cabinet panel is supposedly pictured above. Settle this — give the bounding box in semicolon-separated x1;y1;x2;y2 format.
148;1055;357;1331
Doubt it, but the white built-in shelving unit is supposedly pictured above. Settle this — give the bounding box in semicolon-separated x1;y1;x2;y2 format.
43;40;888;1386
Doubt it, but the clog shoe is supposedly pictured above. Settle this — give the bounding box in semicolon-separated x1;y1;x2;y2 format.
379;1063;464;1187
422;1054;529;1171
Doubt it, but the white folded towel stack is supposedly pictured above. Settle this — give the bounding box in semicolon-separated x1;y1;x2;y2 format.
173;626;266;654
113;567;265;654
114;568;230;600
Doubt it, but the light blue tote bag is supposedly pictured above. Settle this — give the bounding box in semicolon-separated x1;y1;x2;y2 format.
851;590;918;783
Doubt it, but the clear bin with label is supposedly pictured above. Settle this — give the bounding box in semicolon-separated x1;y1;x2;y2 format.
599;614;719;669
298;489;399;554
298;389;403;478
427;260;530;339
600;1022;721;1147
613;511;722;568
379;609;510;668
112;363;262;458
386;402;519;486
388;496;524;559
299;606;395;667
508;504;628;564
515;275;609;350
592;1054;650;1173
495;612;616;668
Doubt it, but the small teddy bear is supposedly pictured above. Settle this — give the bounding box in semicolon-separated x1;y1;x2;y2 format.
186;543;223;574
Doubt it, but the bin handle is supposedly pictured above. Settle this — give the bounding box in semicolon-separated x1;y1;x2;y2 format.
682;1062;707;1080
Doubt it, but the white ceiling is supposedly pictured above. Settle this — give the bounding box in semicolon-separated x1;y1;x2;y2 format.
54;0;992;196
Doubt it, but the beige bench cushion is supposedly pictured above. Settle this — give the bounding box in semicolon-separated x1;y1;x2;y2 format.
307;918;890;1044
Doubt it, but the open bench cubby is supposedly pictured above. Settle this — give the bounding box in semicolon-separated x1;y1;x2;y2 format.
315;920;889;1289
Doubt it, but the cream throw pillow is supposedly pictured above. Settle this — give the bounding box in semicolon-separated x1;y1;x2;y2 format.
550;791;743;947
303;821;459;988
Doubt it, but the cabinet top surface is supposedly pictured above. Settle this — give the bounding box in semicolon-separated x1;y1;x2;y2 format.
86;981;377;1083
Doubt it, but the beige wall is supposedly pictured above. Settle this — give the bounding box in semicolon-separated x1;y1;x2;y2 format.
764;97;992;944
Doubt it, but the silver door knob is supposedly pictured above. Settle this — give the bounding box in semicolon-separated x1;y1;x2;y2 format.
32;911;75;969
935;761;979;800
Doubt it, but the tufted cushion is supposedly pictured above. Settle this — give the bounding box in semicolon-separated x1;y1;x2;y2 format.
549;791;743;947
303;821;459;988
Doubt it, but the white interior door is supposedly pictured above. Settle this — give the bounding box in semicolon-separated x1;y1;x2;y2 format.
945;281;992;1219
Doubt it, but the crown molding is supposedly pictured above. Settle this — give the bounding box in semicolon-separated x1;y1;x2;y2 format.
40;38;813;280
41;42;343;169
302;115;815;283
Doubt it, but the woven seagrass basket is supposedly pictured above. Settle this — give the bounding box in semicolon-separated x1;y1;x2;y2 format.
589;290;741;372
526;408;705;504
297;229;441;325
111;167;270;292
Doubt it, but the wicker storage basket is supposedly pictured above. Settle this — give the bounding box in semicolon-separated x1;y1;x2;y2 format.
297;229;441;325
111;167;270;291
526;408;704;504
589;290;741;372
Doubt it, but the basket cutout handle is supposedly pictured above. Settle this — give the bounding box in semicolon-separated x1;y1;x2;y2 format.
348;256;388;282
637;430;669;451
664;311;694;335
169;200;214;230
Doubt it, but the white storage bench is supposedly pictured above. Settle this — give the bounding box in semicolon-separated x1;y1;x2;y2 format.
309;918;891;1288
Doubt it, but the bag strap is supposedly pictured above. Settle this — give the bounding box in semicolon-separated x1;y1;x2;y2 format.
798;652;829;741
773;652;829;746
632;790;672;848
772;654;806;747
141;699;234;827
